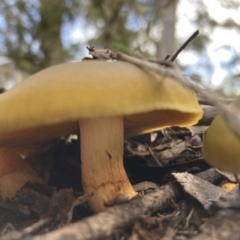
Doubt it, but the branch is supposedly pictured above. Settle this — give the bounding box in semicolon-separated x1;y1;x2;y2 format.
117;52;240;140
31;183;180;240
27;168;222;240
169;30;199;62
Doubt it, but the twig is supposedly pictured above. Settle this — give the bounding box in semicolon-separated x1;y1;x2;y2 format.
197;95;233;105
31;183;181;240
145;144;163;167
184;208;194;229
84;46;238;138
164;55;170;61
1;218;53;240
86;46;117;60
28;168;222;240
117;52;240;140
169;30;199;62
197;105;219;126
67;193;93;223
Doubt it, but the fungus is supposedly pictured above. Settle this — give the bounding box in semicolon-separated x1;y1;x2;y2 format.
0;147;42;199
0;89;41;200
202;96;240;173
0;61;203;212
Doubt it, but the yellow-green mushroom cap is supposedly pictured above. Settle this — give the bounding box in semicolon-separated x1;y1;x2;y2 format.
0;61;202;147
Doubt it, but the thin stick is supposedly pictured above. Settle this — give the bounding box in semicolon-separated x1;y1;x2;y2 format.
1;218;53;240
169;30;199;62
31;183;181;240
145;144;163;167
28;169;222;240
84;47;240;141
164;55;171;61
117;52;240;140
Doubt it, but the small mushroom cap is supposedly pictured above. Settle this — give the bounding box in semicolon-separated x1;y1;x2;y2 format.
202;96;240;172
0;61;203;146
0;147;42;199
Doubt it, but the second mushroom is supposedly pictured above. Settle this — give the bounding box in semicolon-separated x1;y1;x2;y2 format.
0;61;203;212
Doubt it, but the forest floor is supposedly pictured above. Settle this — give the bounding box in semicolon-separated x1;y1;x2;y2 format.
0;125;239;240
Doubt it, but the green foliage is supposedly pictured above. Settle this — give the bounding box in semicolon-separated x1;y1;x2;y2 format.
0;0;167;77
83;0;164;56
0;0;80;73
1;0;240;96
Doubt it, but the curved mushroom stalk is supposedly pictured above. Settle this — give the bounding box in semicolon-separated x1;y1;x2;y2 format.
80;117;137;212
0;147;42;199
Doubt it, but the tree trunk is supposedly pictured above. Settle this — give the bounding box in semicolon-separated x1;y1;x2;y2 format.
157;0;178;60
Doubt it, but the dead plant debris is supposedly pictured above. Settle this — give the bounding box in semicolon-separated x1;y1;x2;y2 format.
1;131;238;240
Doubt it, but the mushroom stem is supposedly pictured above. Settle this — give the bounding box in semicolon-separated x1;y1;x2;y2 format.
0;147;42;199
80;117;137;212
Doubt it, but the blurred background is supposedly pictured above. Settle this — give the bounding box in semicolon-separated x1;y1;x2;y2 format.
0;0;240;96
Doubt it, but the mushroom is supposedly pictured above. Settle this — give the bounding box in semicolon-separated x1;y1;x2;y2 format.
202;96;240;172
0;61;203;212
0;89;41;200
0;147;42;199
